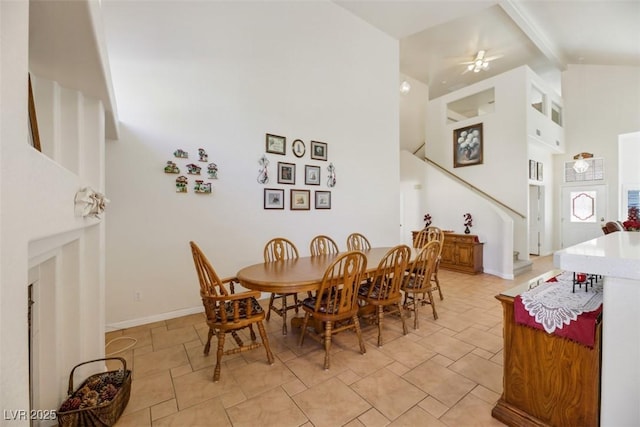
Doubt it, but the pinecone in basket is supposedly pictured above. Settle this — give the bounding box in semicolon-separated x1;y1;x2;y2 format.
59;397;82;412
99;384;119;402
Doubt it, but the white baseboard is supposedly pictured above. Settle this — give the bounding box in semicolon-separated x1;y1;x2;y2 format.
484;268;514;280
106;306;204;332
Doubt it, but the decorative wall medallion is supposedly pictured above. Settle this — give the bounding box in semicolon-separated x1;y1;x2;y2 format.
327;163;336;187
74;187;110;218
207;163;218;179
186;163;202;175
176;176;188;193
198;148;208;162
292;139;306;158
164;161;180;174
194;180;212;193
257;155;270;184
174;149;189;158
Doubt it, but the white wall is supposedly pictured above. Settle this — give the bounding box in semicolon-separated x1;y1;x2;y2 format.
1;1;108;415
619;131;640;218
102;1;401;327
558;65;640;248
399;74;429;154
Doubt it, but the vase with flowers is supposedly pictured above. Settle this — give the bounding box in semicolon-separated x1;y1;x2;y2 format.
424;213;432;228
463;213;473;234
623;206;640;231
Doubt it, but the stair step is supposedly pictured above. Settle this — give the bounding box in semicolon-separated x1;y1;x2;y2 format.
513;259;533;277
513;251;520;262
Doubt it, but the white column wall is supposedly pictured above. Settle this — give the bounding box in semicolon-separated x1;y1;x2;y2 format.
101;1;400;326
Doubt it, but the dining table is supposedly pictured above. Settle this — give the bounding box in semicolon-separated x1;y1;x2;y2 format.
236;246;417;294
236;246;418;330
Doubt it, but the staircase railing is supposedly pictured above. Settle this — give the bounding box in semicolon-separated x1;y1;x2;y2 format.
412;143;525;219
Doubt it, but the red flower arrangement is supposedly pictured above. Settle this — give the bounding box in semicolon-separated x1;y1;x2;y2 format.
623;207;640;231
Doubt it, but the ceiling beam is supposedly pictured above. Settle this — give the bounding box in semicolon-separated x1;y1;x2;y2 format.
499;0;567;71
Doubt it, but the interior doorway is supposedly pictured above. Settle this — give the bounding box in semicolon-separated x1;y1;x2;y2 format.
529;185;543;255
561;184;607;248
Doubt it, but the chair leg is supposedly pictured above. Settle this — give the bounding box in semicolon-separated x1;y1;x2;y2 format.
323;320;333;370
213;331;225;382
248;324;257;341
298;312;310;346
397;302;408;336
377;306;384;347
256;320;274;365
266;293;275;320
411;295;419;330
281;294;288;335
204;328;214;355
434;268;444;300
353;315;366;355
426;289;438;320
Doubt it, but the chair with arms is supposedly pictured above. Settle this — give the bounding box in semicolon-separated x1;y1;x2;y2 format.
310;235;340;256
189;241;274;382
402;240;440;327
426;226;445;300
264;237;301;335
358;244;410;347
346;232;372;251
298;251;368;370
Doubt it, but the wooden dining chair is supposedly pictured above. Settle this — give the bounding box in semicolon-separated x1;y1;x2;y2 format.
298;251;368;370
309;234;339;256
189;241;274;382
264;237;300;335
426;226;445;300
413;228;429;248
346;232;371;251
402;241;440;327
358;244;410;347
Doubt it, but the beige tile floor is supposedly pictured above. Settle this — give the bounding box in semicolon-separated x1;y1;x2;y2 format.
106;256;554;427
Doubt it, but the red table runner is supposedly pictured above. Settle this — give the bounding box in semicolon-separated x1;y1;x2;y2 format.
514;272;603;348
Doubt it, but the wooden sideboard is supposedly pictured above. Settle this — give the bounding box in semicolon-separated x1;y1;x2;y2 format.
412;231;483;274
492;271;601;427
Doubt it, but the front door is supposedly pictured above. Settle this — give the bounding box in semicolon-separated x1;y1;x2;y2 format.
561;185;607;248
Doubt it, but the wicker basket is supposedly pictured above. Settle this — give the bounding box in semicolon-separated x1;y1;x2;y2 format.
57;357;132;427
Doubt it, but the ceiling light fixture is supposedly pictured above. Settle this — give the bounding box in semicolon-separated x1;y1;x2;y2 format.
467;50;490;73
573;152;593;173
400;80;411;94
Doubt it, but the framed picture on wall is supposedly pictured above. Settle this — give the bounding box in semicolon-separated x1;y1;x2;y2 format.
290;189;310;210
292;139;306;158
310;141;328;161
453;123;482;167
315;191;331;209
305;165;320;185
264;188;285;209
266;133;286;155
277;162;296;184
529;160;537;180
537;162;543;181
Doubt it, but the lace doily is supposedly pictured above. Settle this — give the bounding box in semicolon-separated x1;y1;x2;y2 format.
520;271;603;334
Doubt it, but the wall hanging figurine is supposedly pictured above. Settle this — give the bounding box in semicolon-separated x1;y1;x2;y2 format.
207;163;218;179
186;163;201;175
198;148;208;162
164;161;180;174
74;187;110;219
194;180;212;193
327;162;336;187
173;149;188;158
176;176;188;193
257;155;270;184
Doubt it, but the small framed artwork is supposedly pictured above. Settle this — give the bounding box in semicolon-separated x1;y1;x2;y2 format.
266;133;286;155
537;162;543;181
315;191;331;209
290;189;310;210
453;123;483;167
28;75;42;152
310;141;328;161
292;139;306;158
277;162;296;184
305;165;321;185
264;188;285;209
529;160;537;180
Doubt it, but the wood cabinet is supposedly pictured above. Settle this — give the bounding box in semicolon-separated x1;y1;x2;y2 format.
492;275;601;427
440;233;483;274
